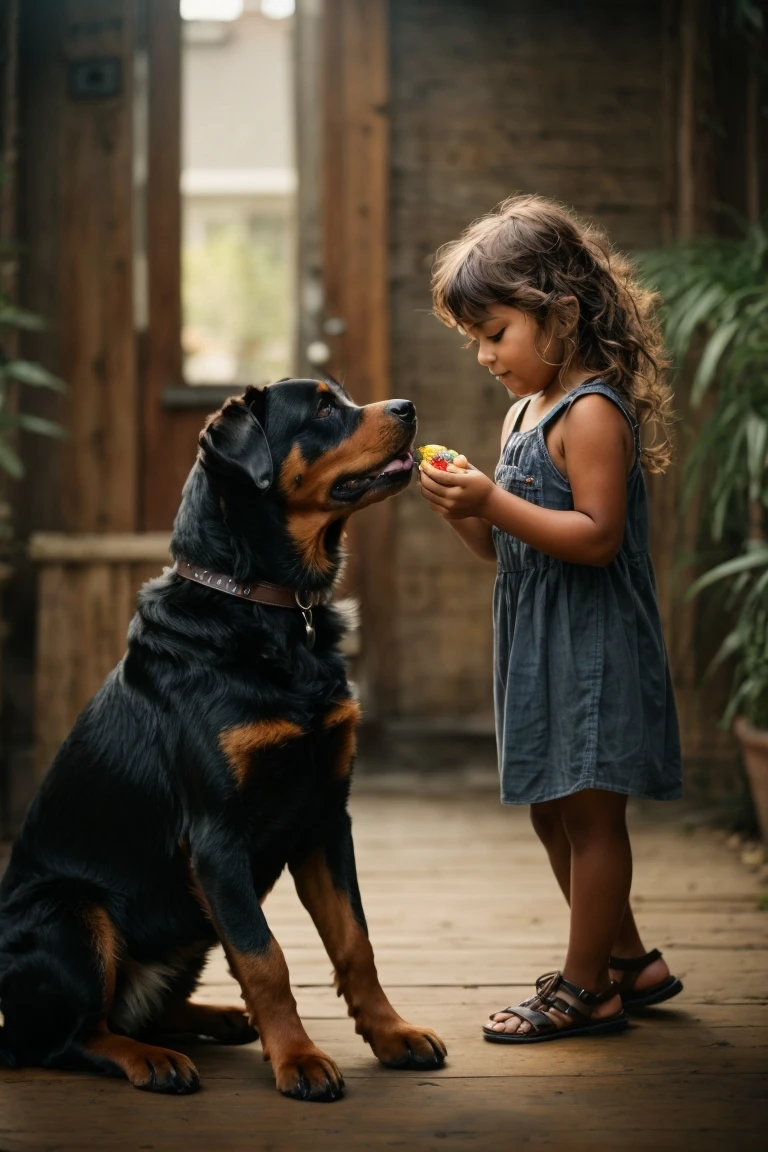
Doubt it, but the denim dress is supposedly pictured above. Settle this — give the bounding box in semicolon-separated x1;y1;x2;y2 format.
492;380;683;805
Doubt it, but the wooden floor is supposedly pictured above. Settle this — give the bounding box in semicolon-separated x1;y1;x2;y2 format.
1;790;766;1151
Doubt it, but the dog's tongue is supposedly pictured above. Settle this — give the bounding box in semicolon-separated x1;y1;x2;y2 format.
379;453;413;475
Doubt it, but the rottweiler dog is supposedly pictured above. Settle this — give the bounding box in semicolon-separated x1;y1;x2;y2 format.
0;379;446;1101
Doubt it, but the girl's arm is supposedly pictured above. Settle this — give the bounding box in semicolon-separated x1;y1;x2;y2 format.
420;395;634;568
442;516;496;562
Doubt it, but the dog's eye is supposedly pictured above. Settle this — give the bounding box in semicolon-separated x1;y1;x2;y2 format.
314;396;333;419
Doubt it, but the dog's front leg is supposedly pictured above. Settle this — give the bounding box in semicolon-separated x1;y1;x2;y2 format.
289;814;447;1070
191;822;344;1101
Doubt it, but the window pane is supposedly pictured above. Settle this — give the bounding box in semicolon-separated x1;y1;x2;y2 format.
181;0;296;385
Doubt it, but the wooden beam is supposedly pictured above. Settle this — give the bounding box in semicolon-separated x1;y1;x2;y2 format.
59;0;138;533
294;0;324;377
29;532;170;563
322;0;395;720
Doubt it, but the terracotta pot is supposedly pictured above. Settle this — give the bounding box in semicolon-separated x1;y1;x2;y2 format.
734;715;768;842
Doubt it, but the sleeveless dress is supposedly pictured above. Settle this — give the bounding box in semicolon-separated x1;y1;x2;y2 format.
492;379;682;805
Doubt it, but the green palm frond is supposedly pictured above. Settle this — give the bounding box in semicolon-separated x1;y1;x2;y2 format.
641;222;768;727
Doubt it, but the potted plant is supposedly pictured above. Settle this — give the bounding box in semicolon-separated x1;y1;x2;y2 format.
642;222;768;836
688;547;768;837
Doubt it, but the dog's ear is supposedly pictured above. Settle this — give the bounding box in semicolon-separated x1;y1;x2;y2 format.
198;394;273;491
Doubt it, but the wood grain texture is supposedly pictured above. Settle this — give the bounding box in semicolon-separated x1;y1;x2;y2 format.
58;0;138;534
322;0;396;718
388;0;672;725
0;792;765;1148
29;532;171;562
33;548;164;777
384;0;736;792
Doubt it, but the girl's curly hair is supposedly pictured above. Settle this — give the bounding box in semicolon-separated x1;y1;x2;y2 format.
432;194;673;472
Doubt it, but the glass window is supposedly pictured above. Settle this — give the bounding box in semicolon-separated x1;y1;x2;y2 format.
180;0;296;385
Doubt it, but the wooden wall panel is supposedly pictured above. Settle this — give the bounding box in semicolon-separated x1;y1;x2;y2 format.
31;534;171;777
389;0;672;724
59;0;139;533
385;0;738;790
322;0;394;719
6;0;140;829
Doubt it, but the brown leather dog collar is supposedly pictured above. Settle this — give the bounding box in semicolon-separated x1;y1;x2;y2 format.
173;559;323;610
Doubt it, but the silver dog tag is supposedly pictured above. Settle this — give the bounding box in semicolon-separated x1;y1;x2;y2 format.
302;608;315;650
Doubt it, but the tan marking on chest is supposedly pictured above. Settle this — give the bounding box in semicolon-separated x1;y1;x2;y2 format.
220;720;305;786
323;698;361;778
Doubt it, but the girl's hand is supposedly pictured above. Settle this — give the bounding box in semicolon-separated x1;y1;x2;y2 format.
419;458;495;520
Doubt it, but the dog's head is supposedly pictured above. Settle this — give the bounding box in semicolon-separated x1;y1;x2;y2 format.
179;378;416;588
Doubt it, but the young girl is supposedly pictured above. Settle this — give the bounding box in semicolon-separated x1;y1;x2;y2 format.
421;194;683;1043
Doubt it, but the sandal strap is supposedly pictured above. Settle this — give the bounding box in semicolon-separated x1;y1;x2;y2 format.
550;972;621;1007
543;994;592;1021
609;949;662;991
535;971;559;993
609;949;662;972
499;1004;558;1034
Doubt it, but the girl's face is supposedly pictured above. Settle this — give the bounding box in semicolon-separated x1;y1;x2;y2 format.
466;305;562;398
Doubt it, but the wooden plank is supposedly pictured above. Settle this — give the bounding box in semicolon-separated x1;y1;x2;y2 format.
58;0;138;533
33;550;165;776
0;792;766;1146
29;532;171;563
0;1076;764;1152
322;0;395;718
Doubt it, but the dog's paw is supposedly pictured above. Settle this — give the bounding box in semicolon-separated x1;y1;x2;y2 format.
371;1023;447;1070
201;1006;258;1046
275;1048;345;1103
131;1047;201;1094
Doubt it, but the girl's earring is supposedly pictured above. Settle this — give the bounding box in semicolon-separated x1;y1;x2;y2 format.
536;330;559;367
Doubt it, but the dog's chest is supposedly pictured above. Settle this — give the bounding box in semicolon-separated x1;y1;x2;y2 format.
218;697;361;791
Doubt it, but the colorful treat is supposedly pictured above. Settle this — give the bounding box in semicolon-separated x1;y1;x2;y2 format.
415;444;461;469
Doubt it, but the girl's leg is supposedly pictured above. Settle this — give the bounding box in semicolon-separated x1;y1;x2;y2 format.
529;799;571;900
558;789;632;993
529;799;669;988
492;789;632;1035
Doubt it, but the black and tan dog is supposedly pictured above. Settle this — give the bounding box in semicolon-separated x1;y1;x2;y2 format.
0;379;446;1101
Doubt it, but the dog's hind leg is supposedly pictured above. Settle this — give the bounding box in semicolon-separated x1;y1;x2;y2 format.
149;999;257;1045
135;939;257;1046
289;812;448;1071
64;905;201;1094
0;900;110;1070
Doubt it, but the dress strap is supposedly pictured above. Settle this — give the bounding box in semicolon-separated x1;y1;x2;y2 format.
511;398;532;434
541;379;641;456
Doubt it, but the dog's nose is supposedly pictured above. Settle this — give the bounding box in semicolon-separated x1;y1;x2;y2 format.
386;399;416;424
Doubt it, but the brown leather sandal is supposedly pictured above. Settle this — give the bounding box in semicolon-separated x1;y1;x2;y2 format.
609;949;683;1010
482;971;628;1044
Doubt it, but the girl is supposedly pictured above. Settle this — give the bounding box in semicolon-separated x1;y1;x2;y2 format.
421;195;683;1043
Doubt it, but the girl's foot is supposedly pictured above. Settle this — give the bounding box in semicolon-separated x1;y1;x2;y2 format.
609;949;683;1009
484;971;626;1042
